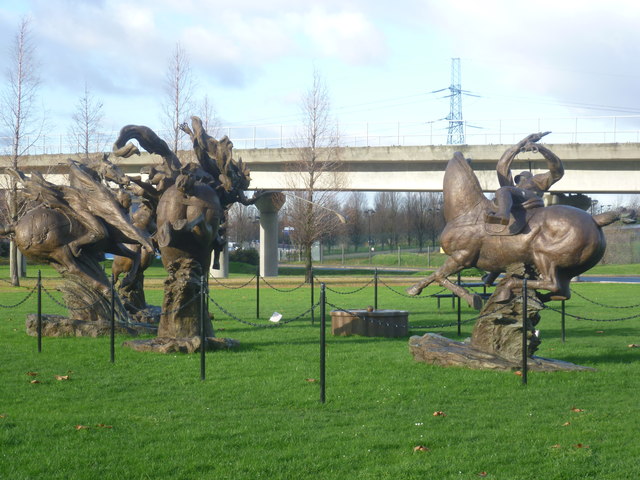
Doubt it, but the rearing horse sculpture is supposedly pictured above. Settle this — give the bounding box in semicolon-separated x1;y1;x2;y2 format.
407;151;620;309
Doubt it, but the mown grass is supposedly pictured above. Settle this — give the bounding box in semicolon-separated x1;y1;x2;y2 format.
1;269;639;479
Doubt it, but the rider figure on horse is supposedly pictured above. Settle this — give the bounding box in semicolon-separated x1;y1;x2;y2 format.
485;132;564;226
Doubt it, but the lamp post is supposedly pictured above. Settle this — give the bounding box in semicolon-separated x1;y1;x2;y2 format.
365;208;375;264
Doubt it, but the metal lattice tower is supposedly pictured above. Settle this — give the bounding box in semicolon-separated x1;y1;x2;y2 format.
446;58;465;145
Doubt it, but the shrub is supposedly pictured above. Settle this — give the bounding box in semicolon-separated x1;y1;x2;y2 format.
229;248;259;266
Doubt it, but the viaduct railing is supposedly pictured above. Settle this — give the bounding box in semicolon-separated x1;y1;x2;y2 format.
2;114;640;155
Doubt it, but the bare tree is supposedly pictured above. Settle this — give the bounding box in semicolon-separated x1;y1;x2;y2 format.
199;94;222;139
404;192;443;252
285;69;343;282
0;17;43;285
343;191;367;251
162;42;195;154
226;203;259;247
372;191;402;249
69;81;104;159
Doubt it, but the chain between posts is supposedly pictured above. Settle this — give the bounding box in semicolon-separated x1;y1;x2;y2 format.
570;288;640;309
543;304;640;322
207;292;320;328
0;285;37;308
318;276;374;295
209;274;257;289
259;276;307;293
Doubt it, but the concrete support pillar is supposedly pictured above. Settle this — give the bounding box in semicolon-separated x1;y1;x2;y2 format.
210;243;229;278
254;192;286;277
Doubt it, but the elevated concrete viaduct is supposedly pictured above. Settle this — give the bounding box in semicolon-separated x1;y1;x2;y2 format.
3;142;639;277
6;142;640;193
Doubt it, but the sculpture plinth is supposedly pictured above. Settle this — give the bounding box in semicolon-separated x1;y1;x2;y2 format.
409;289;593;372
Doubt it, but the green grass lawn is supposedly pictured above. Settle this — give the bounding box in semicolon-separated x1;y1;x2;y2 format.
1;269;639;479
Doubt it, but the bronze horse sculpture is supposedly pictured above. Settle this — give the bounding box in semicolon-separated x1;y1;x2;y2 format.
407;151;621;309
1;158;153;297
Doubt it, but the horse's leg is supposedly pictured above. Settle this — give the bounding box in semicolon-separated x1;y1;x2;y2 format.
501;256;568;303
111;255;133;285
108;243;140;288
211;235;223;270
407;256;483;310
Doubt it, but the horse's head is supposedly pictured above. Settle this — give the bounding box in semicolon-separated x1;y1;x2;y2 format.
442;152;488;222
93;154;130;187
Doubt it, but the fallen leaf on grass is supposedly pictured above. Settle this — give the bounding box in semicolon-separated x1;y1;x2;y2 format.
432;411;447;417
562;422;571;427
573;443;590;449
96;424;113;429
26;372;38;376
477;472;488;478
595;331;605;334
305;378;317;383
29;380;40;384
75;425;90;430
570;407;585;413
54;375;70;381
0;414;6;419
628;344;639;348
514;371;523;376
413;445;430;452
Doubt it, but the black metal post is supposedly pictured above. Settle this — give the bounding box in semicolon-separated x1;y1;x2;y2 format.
320;283;326;404
456;272;461;335
374;268;378;310
522;278;528;385
200;274;206;381
37;270;42;353
256;267;260;320
310;267;315;325
110;273;115;363
457;295;461;335
561;300;566;343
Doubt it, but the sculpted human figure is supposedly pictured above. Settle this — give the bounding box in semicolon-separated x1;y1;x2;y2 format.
485;132;564;225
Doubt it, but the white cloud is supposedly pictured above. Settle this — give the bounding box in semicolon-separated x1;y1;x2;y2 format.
302;8;387;65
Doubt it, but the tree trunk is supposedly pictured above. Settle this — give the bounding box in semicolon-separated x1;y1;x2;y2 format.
304;244;313;283
9;241;19;286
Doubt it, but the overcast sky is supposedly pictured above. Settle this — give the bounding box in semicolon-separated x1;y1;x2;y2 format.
1;0;640;148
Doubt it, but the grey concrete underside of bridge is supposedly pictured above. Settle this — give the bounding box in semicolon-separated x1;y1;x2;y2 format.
3;142;639;278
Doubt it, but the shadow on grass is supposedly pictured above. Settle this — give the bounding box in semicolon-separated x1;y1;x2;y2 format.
556;350;639;365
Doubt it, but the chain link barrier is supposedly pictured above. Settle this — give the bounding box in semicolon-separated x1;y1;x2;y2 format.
259;276;307;293
208;293;319;328
543;304;640;322
377;276;448;298
209;274;257;290
0;285;37;308
41;285;104;311
570;287;640;309
317;276;374;295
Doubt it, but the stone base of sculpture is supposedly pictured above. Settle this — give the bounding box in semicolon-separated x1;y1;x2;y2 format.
409;288;595;372
123;336;239;354
25;314;156;337
409;333;594;371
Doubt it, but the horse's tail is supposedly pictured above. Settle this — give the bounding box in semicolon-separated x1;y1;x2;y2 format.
593;207;637;227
